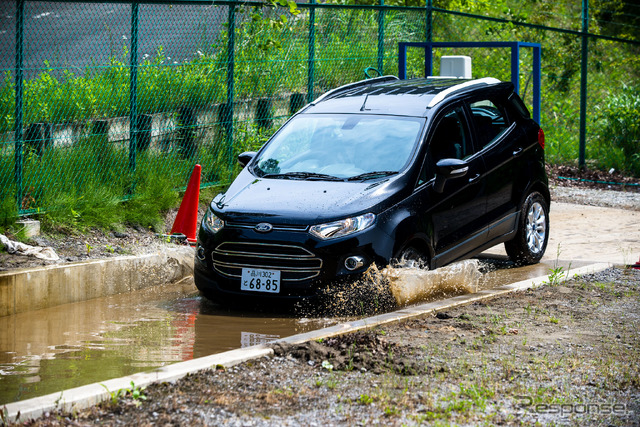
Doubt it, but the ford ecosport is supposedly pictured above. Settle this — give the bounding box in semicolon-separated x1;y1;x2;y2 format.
194;76;550;303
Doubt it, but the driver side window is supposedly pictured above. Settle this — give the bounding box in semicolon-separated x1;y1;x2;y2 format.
418;106;471;186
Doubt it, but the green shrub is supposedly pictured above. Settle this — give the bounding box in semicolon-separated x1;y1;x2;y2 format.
592;85;640;176
123;174;178;231
0;195;17;230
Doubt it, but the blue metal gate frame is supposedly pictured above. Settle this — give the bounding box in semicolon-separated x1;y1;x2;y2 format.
397;41;542;124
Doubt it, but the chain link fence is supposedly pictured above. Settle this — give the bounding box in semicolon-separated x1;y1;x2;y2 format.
1;1;638;215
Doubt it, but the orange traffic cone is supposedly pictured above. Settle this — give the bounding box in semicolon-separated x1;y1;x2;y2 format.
171;164;201;244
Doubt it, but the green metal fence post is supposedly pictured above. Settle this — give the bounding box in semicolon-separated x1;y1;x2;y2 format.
579;0;589;169
307;0;316;103
14;0;24;212
226;4;236;165
129;2;139;173
377;0;385;74
425;0;433;42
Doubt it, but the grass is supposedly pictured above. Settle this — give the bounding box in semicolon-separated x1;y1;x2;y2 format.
0;144;182;235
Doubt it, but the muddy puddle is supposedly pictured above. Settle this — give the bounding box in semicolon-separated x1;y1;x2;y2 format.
0;256;587;405
0;284;337;405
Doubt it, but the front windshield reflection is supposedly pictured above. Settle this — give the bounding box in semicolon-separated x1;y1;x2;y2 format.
253;114;424;180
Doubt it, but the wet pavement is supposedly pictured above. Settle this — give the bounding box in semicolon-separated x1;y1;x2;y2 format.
0;256;588;405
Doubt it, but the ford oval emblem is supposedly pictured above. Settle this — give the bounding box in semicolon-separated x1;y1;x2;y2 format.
255;222;273;233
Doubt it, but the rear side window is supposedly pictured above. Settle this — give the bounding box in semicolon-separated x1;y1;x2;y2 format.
469;99;510;149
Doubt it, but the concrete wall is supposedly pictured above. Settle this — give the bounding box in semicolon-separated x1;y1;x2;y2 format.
0;247;194;317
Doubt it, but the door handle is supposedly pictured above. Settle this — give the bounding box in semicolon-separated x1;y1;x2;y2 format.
468;173;481;183
513;147;524;157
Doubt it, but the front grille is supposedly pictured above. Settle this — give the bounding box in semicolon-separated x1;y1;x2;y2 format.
212;242;322;282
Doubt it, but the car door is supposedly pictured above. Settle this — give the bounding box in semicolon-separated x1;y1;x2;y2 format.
418;104;487;266
467;93;526;240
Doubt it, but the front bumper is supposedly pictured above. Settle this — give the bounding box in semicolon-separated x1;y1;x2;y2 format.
193;222;394;302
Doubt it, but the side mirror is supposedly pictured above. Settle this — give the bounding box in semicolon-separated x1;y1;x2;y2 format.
434;158;469;193
237;151;257;168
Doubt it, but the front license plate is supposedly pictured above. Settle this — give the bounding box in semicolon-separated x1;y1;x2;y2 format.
241;268;281;293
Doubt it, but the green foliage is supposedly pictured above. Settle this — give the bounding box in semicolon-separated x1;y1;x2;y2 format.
358;393;374;405
100;381;147;408
592;85;640;176
126;381;147;402
0;196;17;229
546;266;567;286
0;71;14;133
101;383;125;407
41;182;122;232
123;173;178;231
593;0;640;42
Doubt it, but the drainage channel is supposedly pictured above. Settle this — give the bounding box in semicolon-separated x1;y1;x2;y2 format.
0;256;590;405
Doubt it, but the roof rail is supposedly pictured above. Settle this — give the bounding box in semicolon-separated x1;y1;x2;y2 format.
311;75;399;105
426;77;501;108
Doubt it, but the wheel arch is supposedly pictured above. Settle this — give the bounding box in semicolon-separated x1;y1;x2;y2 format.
520;180;551;211
384;208;435;267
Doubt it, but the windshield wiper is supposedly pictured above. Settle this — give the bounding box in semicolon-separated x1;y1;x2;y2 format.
347;171;398;181
261;171;344;181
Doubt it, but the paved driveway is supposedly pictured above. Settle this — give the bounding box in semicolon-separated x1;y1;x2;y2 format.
485;201;640;265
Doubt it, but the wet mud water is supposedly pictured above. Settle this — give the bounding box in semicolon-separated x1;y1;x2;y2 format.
0;255;586;405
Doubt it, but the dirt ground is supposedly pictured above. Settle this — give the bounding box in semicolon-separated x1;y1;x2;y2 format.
16;267;640;426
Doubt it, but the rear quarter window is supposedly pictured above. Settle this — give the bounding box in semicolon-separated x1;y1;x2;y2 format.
507;92;531;120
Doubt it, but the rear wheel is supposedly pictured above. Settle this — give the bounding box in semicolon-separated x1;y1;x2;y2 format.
505;191;549;265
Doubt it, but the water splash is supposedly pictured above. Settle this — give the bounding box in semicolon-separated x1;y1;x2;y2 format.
381;259;481;307
301;260;482;316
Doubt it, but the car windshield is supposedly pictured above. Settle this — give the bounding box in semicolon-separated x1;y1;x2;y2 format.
252;114;424;180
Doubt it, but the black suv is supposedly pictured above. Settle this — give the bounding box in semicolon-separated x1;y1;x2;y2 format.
194;76;550;303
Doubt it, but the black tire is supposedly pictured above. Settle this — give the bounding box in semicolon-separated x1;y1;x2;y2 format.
392;245;429;269
505;191;549;265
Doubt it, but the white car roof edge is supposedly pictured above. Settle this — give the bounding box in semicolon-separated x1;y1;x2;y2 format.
426;77;502;109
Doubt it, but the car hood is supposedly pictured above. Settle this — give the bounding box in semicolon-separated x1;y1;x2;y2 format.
212;169;404;224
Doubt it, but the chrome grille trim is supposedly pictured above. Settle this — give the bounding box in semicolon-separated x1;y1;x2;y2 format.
214;242;316;258
211;242;322;282
213;260;322;272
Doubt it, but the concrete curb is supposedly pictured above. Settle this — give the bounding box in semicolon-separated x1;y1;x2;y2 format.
0;247;194;317
3;262;612;423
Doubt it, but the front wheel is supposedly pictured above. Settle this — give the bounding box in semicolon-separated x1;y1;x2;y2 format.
505;192;549;265
392;246;429;269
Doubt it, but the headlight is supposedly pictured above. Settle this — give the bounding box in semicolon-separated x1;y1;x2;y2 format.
309;213;375;240
203;209;224;234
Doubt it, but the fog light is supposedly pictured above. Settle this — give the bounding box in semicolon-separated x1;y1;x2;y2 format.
345;255;365;271
196;245;206;261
